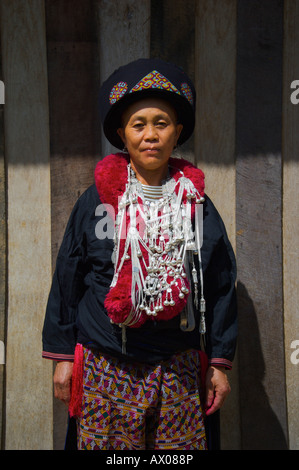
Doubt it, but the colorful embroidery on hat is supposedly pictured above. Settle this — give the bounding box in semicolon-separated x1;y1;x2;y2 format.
130;71;180;95
109;82;128;105
181;83;194;105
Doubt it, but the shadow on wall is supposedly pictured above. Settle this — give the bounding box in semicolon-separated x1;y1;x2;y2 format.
237;282;288;450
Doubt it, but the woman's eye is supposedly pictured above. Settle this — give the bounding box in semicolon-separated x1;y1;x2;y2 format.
156;121;167;128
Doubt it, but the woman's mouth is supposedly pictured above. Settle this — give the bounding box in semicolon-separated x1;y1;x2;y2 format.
142;147;159;154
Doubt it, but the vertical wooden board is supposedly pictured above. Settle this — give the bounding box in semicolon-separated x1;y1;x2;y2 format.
194;0;236;241
236;0;288;449
150;0;195;85
45;0;100;264
96;0;151;157
0;17;6;448
97;0;151;78
282;0;299;450
0;0;53;449
194;0;239;450
150;0;195;162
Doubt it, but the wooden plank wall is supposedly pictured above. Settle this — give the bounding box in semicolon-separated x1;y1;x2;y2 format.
236;0;288;449
194;1;239;449
0;12;5;448
0;0;53;449
283;0;299;451
1;0;299;450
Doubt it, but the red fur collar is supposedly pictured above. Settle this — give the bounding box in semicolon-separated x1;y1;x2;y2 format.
94;153;205;212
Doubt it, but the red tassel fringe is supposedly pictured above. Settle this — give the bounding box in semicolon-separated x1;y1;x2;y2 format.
68;343;84;418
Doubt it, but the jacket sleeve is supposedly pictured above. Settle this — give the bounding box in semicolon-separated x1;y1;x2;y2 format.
42;195;89;361
202;197;238;370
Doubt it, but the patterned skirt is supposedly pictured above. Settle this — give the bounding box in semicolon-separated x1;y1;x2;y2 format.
76;347;207;450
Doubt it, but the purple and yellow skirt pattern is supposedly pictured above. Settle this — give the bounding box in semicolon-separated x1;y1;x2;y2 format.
76;347;207;450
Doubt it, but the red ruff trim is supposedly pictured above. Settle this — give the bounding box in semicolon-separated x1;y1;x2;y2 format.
94;153;129;216
68;343;84;418
94;153;205;216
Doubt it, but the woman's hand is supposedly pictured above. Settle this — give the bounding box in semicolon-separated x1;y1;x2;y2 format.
205;365;231;416
53;361;74;406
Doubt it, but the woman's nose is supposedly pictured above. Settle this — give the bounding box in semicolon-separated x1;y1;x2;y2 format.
144;124;158;141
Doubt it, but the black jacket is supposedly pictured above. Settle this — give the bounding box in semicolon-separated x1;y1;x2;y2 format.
42;184;237;367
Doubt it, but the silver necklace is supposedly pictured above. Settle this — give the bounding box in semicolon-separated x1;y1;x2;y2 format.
110;163;206;350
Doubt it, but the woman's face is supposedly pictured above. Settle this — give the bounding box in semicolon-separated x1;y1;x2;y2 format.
117;98;183;183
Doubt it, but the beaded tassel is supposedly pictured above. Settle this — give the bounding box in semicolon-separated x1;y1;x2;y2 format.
194;201;206;335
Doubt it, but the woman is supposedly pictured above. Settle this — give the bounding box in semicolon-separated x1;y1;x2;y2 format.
42;58;237;450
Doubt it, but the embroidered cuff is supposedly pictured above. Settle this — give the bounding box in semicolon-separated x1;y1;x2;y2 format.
209;357;232;370
42;351;74;362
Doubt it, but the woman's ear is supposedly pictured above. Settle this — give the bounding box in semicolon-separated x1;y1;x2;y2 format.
175;124;183;145
117;128;126;145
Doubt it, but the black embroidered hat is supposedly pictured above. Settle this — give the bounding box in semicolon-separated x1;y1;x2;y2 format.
99;58;196;149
